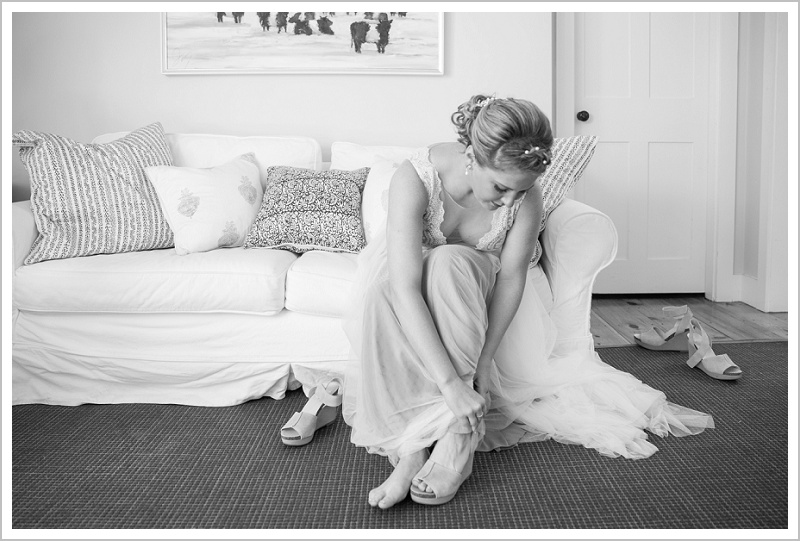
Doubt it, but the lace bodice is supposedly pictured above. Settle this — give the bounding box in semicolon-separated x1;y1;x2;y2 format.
408;147;523;252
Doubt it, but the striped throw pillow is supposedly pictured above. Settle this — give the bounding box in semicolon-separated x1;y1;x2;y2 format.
531;135;598;266
13;122;175;265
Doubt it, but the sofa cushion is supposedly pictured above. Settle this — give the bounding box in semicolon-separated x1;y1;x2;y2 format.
93;132;324;187
146;153;263;255
13;122;175;265
285;251;358;317
13;247;297;314
244;166;370;254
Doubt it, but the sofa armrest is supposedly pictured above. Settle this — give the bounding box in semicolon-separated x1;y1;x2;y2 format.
13;200;37;271
540;198;617;355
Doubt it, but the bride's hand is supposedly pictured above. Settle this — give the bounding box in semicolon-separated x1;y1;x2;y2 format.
440;378;486;432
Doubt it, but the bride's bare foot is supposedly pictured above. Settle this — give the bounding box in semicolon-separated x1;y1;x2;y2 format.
412;431;472;495
368;449;429;509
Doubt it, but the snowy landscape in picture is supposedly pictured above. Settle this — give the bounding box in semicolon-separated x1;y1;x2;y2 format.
162;12;443;74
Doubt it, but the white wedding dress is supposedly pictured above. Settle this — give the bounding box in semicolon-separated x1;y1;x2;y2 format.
341;147;714;465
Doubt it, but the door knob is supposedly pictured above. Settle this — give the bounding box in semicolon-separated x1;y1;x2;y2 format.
577;111;590;122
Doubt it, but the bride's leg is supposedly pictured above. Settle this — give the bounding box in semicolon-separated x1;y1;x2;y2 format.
412;245;498;495
421;245;498;380
351;278;441;509
368;449;430;509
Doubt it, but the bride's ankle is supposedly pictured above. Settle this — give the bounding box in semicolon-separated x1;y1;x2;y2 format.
431;432;472;467
397;449;429;471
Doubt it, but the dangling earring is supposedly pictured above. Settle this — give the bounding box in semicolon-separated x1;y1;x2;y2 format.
465;162;473;176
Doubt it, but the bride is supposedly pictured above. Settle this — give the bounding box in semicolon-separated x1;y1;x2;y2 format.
304;94;714;509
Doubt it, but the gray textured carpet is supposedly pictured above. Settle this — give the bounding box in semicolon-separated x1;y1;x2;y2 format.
11;341;788;529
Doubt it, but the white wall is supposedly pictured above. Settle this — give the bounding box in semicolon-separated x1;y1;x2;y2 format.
734;13;765;280
736;12;789;312
10;11;553;202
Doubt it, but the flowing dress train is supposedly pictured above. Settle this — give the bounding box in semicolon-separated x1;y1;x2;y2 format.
341;147;714;464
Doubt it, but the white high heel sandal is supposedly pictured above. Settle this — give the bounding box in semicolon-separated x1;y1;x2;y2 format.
280;378;343;446
686;318;743;381
633;305;693;352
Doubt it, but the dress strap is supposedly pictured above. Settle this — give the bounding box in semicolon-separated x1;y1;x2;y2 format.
409;147;447;248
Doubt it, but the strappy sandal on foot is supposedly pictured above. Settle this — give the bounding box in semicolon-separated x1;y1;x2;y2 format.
633;305;693;352
280;378;343;446
687;318;743;381
409;453;474;506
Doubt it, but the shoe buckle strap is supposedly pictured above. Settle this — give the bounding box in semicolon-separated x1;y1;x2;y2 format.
677;311;693;333
313;384;343;408
687;324;713;369
663;305;689;318
663;305;692;332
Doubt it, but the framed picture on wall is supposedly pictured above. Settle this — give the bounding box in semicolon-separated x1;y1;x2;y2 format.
161;11;444;75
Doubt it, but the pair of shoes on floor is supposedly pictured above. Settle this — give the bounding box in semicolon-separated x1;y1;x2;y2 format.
634;305;743;381
280;377;343;446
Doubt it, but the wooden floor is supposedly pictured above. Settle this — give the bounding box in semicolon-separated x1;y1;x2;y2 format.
591;294;790;348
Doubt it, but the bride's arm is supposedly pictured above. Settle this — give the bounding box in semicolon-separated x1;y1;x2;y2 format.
475;183;543;394
386;161;486;424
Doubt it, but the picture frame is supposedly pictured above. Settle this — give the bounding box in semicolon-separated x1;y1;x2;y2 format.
161;11;444;75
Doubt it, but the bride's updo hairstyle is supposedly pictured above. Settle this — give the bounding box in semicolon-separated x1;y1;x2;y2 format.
451;94;553;175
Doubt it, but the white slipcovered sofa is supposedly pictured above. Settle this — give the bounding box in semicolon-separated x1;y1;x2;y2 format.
11;132;617;407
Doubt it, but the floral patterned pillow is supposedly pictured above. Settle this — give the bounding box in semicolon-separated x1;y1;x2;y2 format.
145;153;263;255
244;166;370;254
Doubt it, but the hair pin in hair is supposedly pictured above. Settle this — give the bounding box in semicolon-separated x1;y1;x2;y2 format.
477;96;497;108
524;146;549;165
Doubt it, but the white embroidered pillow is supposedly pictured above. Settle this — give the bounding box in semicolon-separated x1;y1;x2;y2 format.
244;166;370;254
12;122;174;265
145;154;263;255
531;135;599;265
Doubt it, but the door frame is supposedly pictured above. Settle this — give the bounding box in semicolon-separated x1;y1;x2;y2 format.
554;12;740;301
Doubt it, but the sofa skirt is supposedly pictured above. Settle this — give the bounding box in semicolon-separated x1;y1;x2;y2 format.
12;309;352;407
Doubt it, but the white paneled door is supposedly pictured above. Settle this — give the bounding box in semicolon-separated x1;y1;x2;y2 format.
556;13;710;293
